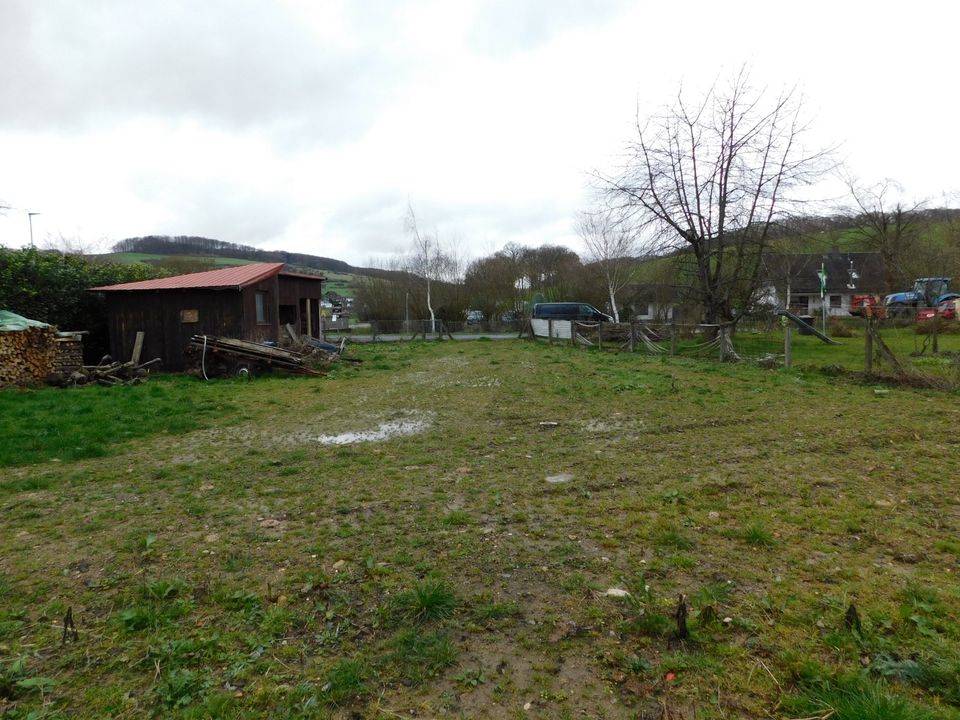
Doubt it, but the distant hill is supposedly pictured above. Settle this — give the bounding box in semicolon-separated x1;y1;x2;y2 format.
100;236;410;296
110;235;360;274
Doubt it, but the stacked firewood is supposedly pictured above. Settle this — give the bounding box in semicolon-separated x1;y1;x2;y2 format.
0;325;58;387
53;336;84;375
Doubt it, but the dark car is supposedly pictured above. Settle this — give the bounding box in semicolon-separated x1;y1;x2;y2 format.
532;302;612;322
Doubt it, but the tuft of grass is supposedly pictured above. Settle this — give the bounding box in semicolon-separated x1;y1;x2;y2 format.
142;577;189;600
655;526;695;550
213;589;262;616
322;658;372;705
742;523;775;546
259;606;295;637
146;637;221;670
154;667;211;710
471;599;520;623
623;576;674;638
935;539;960;556
387;629;457;684
387;579;457;624
692;581;734;606
785;676;940;720
0;476;54;494
119;599;192;632
441;510;470;527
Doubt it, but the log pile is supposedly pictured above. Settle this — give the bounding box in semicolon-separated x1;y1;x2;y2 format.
46;357;162;387
187;334;325;378
0;325;58;387
53;336;84;375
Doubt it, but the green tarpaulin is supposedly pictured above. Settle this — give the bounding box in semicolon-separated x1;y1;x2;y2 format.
0;310;51;332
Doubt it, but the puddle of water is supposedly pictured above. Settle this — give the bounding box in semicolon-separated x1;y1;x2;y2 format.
317;418;430;445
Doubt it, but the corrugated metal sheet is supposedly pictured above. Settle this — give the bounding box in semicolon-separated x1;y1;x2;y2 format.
92;263;286;291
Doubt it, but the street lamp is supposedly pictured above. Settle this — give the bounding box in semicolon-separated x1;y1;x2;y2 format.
27;212;39;248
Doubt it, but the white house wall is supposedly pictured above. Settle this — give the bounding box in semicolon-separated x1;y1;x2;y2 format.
792;295;855;317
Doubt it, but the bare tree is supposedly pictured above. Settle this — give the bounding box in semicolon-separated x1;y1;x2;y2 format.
602;68;829;328
404;202;457;333
40;233;111;257
844;177;925;293
577;210;637;322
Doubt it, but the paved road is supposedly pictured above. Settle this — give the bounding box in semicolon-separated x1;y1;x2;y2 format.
331;332;520;343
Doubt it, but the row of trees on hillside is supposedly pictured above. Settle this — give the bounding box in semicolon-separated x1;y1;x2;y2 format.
113;236;356;274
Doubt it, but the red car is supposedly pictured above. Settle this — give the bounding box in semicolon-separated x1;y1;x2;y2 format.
917;298;959;321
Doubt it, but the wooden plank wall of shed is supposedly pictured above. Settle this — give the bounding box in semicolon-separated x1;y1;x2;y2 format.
105;292;165;366
105;289;245;371
240;276;282;344
169;289;244;369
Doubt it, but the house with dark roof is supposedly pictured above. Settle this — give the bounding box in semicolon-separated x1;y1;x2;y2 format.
760;251;885;316
92;263;324;371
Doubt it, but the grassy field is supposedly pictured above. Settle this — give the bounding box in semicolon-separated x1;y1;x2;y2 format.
320;272;358;298
2;340;960;719
100;253;254;267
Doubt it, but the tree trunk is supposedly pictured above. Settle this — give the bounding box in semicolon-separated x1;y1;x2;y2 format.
426;279;436;334
607;285;620;323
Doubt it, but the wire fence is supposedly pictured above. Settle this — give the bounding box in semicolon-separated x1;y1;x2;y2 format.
325;309;960;386
323;318;524;340
525;309;960;386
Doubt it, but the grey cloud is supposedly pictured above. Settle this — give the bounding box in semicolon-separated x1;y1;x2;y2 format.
0;0;409;145
325;193;576;264
129;173;298;245
468;0;630;58
326;193;410;261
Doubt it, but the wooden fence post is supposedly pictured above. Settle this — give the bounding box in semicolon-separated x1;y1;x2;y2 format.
548;319;553;345
784;325;792;368
865;318;873;372
670;320;677;356
598;321;603;351
629;322;636;353
933;308;940;354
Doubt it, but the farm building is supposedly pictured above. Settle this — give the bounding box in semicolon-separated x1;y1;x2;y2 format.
91;263;325;371
760;251;885;316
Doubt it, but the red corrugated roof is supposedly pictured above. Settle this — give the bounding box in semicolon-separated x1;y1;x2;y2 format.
92;263;289;291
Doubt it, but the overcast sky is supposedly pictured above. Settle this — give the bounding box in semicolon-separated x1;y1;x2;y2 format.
1;0;957;266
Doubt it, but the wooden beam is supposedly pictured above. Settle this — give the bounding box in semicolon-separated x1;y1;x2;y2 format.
130;331;144;365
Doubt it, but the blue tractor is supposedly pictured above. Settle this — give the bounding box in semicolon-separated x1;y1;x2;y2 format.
884;277;953;317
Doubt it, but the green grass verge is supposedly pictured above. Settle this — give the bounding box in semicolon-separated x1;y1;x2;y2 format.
0;376;240;468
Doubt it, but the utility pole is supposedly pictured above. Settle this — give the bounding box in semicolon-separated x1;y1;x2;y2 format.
818;262;828;336
27;212;40;248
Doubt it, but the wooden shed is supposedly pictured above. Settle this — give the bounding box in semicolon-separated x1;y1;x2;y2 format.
91;263;325;371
